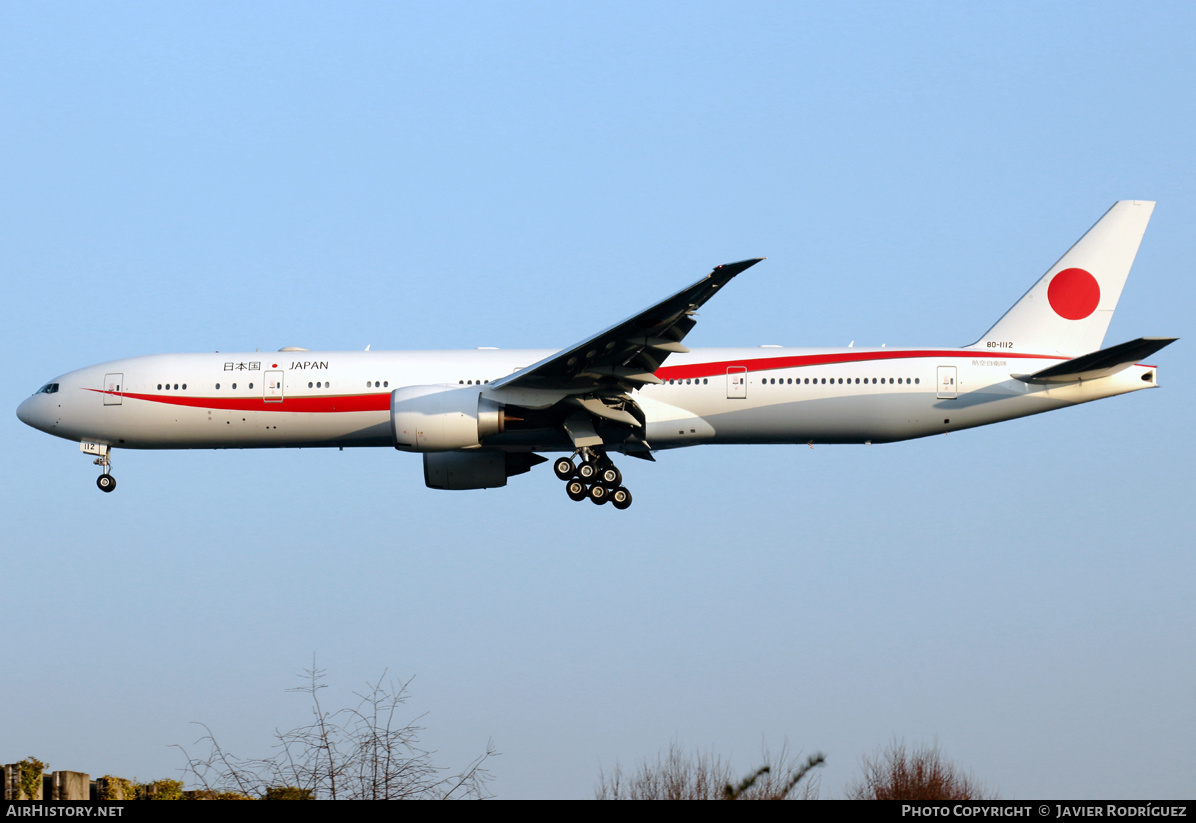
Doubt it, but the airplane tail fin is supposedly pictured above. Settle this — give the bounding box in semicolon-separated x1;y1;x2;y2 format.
970;200;1155;357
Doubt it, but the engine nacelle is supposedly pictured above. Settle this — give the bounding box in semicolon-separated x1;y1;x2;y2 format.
423;451;545;490
391;385;505;452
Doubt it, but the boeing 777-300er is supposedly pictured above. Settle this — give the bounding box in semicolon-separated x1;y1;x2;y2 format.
18;201;1175;510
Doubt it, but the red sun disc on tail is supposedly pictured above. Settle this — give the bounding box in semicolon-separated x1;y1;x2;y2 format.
1047;268;1100;320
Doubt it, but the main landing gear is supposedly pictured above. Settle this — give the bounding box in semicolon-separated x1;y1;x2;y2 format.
554;450;633;510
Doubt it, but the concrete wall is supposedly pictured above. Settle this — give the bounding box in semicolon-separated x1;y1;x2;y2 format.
48;771;90;801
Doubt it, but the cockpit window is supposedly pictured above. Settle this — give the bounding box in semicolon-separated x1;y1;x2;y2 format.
35;383;59;395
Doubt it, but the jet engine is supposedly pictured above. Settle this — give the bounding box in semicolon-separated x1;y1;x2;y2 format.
391;386;505;452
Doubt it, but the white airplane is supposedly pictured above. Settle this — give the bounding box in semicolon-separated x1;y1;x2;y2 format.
18;201;1174;509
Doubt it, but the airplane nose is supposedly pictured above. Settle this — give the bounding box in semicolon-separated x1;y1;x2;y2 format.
16;396;34;426
17;395;48;432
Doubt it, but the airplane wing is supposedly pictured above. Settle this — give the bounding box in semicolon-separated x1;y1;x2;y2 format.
487;258;763;400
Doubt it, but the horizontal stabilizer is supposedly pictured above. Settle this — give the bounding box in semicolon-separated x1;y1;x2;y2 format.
1014;337;1177;384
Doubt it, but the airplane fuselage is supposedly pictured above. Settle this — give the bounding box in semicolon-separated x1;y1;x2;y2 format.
18;345;1159;453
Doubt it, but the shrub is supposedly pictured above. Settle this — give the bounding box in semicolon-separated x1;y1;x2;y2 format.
846;740;994;801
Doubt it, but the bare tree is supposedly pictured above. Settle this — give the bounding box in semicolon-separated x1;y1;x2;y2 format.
596;742;823;800
846;739;994;801
177;664;496;799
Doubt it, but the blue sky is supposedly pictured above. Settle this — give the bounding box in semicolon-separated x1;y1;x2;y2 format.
4;2;1193;799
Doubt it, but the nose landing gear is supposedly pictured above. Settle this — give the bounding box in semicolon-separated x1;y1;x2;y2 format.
555;449;633;510
85;443;117;492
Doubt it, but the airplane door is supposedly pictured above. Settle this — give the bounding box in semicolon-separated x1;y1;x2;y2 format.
265;370;284;403
103;373;123;405
727;366;747;399
937;366;957;399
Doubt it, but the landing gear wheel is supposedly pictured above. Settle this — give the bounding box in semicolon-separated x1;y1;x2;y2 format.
553;457;577;480
97;474;117;493
577;461;598;482
599;465;622;487
588;483;609;504
611;486;632;510
566;480;588;501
